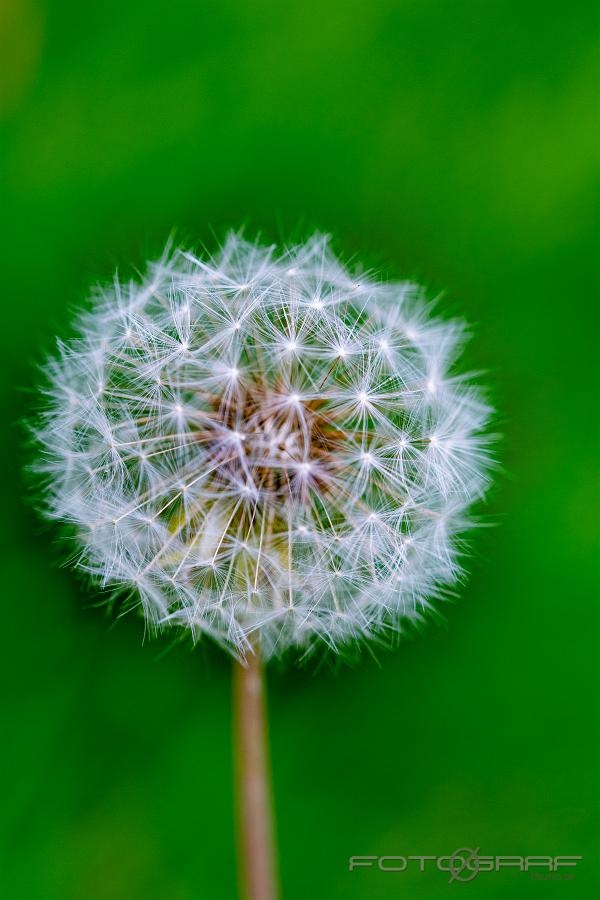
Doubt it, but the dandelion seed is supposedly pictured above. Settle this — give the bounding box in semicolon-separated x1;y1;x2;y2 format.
33;233;493;660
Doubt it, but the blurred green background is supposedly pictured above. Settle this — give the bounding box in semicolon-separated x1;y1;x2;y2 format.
1;1;598;898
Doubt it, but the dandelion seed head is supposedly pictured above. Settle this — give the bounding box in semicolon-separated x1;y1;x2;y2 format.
34;234;493;660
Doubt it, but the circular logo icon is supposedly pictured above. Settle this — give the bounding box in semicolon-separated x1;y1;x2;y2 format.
448;847;481;883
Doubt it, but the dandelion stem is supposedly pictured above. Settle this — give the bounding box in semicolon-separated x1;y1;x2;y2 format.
233;646;279;900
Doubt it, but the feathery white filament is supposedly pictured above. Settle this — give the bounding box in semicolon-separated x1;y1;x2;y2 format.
36;234;492;659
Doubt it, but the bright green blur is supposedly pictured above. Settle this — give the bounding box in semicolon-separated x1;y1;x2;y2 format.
1;1;598;898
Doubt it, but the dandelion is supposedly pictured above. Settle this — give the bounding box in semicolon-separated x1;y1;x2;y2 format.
33;233;493;900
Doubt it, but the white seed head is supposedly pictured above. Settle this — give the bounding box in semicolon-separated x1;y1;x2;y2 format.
34;234;493;660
